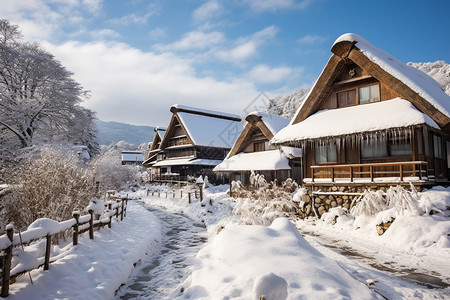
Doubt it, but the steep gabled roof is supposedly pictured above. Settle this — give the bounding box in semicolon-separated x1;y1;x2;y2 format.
160;104;243;149
228;111;289;157
291;33;450;132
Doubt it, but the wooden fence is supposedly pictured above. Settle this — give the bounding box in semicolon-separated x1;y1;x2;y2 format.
0;198;128;297
310;161;430;183
145;188;203;203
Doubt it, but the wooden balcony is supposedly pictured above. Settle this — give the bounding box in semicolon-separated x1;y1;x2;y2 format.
307;161;432;185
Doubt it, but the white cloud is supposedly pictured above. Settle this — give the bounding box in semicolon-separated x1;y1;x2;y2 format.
148;27;166;40
154;30;225;51
108;11;154;26
247;64;299;84
44;40;259;126
216;25;278;62
90;29;120;39
243;0;314;12
297;34;326;45
193;0;223;24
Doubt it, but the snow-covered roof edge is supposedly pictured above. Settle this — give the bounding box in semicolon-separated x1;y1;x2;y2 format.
171;104;241;121
246;111;290;135
333;33;450;119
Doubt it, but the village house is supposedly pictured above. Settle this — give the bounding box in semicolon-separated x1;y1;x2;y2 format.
121;151;144;165
271;33;450;192
142;127;166;168
147;104;243;183
214;111;302;185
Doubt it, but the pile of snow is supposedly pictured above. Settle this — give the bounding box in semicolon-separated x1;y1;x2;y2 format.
183;218;374;299
252;272;288;300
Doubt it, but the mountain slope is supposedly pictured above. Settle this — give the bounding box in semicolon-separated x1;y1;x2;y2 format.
95;120;154;146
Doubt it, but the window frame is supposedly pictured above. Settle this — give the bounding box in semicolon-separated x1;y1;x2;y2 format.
337;83;380;108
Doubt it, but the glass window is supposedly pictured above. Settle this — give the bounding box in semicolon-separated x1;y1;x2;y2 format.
361;139;388;158
433;134;444;159
337;90;356;107
417;128;423;155
315;143;337;163
359;84;379;104
389;138;412;157
253;141;265;152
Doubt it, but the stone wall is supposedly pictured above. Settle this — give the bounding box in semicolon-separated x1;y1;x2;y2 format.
298;184;419;219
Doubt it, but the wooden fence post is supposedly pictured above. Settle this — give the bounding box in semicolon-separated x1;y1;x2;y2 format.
88;209;94;239
188;192;191;204
173;191;175;198
199;188;203;202
120;199;124;221
108;203;112;228
73;211;80;245
115;200;119;219
166;192;168;198
124;199;128;218
44;234;51;270
195;190;198;199
180;191;183;198
1;225;14;297
158;192;160;197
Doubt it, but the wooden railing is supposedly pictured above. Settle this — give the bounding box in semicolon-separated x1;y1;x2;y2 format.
0;198;128;297
310;161;430;183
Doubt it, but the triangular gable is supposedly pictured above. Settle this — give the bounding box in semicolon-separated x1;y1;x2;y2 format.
149;127;167;152
228;112;289;157
159;113;194;149
291;33;450;133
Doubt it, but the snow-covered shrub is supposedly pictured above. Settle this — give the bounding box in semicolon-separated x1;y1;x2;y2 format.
385;184;421;215
233;177;299;225
3;148;95;230
89;142;143;192
350;189;387;216
351;185;423;218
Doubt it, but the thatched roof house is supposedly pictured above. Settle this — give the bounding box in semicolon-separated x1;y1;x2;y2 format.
272;33;450;186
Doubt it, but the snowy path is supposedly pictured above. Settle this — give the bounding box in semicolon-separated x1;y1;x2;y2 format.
302;231;450;299
115;203;207;299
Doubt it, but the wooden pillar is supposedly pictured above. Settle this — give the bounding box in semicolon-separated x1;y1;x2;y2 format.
73;212;80;245
370;166;373;182
115;200;120;218
419;163;423;180
331;167;335;183
1;225;14;297
350;166;354;182
88;209;94;239
120;199;124;221
400;165;404;181
108;203;112;228
44;234;51;270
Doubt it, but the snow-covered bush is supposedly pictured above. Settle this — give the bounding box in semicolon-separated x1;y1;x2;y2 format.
351;185;422;217
233;174;299;225
2;148;95;230
350;189;387;216
89;142;143;192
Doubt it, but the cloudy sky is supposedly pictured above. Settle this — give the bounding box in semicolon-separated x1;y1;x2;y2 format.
1;0;449;126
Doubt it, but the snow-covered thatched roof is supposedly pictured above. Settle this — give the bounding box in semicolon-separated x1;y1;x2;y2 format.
214;150;290;172
272;98;439;144
246;111;290;135
160;104;243;149
290;33;450;132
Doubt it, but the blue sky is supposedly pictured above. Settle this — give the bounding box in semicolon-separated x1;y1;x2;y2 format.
1;0;449;126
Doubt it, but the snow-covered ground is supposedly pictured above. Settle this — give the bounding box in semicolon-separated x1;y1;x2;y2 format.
7;183;450;299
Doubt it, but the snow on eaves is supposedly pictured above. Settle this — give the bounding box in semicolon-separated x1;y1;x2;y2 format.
334;33;450;118
177;112;243;148
247;111;290;135
214;150;291;172
271;98;439;144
